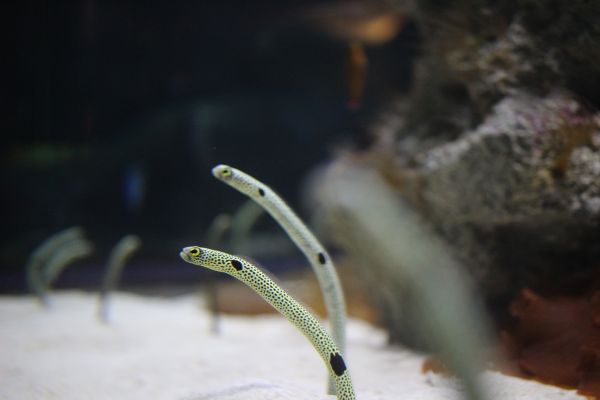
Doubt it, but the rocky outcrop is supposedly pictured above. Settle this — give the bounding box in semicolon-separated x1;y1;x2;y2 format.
312;0;600;341
414;92;600;297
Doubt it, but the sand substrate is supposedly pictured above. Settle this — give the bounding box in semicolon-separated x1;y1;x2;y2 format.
0;291;583;399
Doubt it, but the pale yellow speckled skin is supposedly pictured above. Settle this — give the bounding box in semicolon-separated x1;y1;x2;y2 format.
180;246;356;400
211;165;347;370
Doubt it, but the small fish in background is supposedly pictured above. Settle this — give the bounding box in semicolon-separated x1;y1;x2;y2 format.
302;0;407;110
346;41;368;110
123;163;146;214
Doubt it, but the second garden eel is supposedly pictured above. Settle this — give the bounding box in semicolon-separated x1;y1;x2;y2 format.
180;245;356;400
211;165;347;378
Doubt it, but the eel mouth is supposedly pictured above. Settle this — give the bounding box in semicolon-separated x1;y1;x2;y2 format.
179;250;191;262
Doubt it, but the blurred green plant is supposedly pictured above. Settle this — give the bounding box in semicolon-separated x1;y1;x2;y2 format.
319;164;492;400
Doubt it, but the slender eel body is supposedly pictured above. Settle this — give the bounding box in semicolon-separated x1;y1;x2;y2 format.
211;164;347;394
44;239;94;289
180;246;356;400
204;213;233;334
26;227;85;307
98;235;142;323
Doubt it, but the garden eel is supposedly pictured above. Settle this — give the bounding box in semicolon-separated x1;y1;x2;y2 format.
26;226;85;307
204;213;233;334
180;246;356;400
98;235;142;323
44;238;94;288
212;164;346;394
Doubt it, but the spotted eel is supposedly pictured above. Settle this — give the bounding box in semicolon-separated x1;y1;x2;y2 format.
180;246;356;400
211;164;347;392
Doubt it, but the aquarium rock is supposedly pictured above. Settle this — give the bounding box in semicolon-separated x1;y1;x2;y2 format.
312;1;600;342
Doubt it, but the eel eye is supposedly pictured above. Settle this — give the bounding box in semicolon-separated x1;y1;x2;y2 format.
221;168;232;177
189;247;200;257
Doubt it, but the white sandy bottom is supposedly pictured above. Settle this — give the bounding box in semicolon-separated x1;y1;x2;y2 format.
0;291;583;400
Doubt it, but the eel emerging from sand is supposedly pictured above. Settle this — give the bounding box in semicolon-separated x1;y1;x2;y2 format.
211;165;347;368
180;245;356;400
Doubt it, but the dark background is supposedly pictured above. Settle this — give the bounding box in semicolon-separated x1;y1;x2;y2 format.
6;0;418;292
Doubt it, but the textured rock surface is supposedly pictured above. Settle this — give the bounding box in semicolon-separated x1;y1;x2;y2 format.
414;92;600;297
313;0;600;313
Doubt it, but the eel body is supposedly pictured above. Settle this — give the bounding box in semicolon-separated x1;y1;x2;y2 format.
180;245;356;400
26;226;85;306
98;235;142;323
211;165;347;363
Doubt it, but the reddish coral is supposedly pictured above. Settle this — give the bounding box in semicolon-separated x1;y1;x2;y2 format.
500;287;600;398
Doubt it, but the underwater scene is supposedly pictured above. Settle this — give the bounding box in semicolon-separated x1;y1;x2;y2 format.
6;1;600;399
